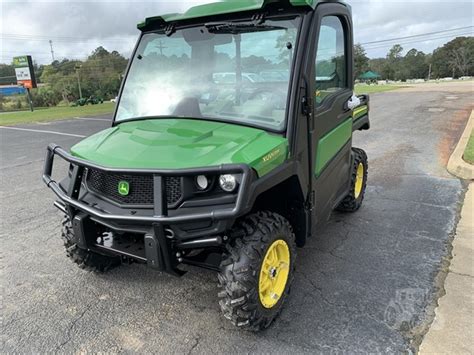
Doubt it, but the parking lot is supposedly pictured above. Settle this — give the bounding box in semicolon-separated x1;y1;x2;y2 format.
1;83;472;353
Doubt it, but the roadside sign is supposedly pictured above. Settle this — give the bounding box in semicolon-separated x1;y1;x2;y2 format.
13;55;37;89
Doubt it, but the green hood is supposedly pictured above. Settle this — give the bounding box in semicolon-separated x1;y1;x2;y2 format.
71;119;288;176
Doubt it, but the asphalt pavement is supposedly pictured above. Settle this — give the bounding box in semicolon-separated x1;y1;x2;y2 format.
1;86;472;353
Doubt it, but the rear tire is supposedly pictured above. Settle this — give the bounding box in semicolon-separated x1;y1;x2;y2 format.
336;147;368;212
218;211;296;331
61;215;121;272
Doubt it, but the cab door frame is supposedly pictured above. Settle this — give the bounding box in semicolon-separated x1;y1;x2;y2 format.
305;2;355;226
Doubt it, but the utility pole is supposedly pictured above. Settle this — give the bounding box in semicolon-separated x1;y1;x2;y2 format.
156;40;167;55
49;40;55;62
427;63;432;81
75;65;83;99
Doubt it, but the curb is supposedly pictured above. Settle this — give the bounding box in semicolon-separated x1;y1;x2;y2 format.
447;110;474;180
419;183;474;354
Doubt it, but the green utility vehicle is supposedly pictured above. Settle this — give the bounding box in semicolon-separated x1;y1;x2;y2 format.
43;0;370;330
72;96;104;107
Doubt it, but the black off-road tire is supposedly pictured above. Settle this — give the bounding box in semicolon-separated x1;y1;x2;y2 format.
61;215;121;272
217;211;296;331
336;147;368;212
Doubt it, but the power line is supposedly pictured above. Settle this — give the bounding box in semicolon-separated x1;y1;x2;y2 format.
0;33;134;44
2;25;472;44
363;31;472;49
360;26;473;45
1;26;472;64
363;31;473;51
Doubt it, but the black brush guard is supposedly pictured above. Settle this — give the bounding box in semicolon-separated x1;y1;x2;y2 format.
42;144;252;275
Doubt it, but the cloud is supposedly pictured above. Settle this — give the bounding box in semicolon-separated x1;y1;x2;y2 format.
1;0;473;64
348;0;473;57
1;1;210;63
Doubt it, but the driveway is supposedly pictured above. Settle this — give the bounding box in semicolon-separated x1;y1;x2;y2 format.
1;85;472;353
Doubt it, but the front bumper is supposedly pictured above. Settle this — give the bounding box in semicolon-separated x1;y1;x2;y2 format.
42;144;253;274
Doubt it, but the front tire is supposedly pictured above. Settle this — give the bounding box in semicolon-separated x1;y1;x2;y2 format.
218;211;296;331
61;215;121;272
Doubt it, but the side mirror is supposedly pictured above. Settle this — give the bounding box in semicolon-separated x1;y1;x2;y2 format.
345;94;369;110
346;95;361;110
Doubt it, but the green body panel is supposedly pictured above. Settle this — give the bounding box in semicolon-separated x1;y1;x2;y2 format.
70;119;288;177
137;0;319;29
315;117;352;176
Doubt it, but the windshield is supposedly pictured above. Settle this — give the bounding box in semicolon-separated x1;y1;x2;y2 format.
116;17;300;131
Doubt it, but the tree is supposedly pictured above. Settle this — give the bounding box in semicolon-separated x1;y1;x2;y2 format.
34;46;127;105
0;64;16;85
387;44;403;60
431;37;474;78
354;43;369;80
368;58;386;79
403;48;428;79
368;45;429;81
450;47;471;76
78;47;127;99
241;55;271;72
386;44;404;80
89;46;110;60
39;64;76;104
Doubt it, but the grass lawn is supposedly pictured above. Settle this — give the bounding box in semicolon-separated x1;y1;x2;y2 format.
0;102;115;126
354;84;406;95
463;130;474;165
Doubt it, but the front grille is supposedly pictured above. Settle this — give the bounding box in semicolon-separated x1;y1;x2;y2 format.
86;169;182;206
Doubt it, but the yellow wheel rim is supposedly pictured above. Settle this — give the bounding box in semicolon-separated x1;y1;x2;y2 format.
258;239;290;309
354;162;364;199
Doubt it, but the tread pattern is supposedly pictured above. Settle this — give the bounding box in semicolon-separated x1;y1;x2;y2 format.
217;211;296;331
61;215;121;272
336;147;368;212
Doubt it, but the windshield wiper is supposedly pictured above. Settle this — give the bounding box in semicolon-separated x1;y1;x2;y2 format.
205;22;287;34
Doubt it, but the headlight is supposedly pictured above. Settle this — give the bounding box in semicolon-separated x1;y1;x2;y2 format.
195;175;209;190
219;174;237;192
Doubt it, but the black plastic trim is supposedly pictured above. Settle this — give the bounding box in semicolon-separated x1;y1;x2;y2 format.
43;144;252;224
353;114;370;131
84;171;184;210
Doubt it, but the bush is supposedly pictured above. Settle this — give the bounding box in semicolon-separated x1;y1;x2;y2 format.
30;87;62;107
1;96;26;111
57;99;70;107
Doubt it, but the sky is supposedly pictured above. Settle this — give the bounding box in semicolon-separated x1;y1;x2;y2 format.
1;0;473;65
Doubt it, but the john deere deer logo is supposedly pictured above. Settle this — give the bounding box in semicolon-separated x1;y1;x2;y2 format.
118;180;130;196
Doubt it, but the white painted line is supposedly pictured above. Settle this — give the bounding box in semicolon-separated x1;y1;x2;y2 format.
0;126;86;138
75;117;110;121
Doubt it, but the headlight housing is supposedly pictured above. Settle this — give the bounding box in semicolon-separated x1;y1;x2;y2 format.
195;175;209;191
219;174;238;192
